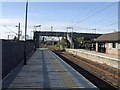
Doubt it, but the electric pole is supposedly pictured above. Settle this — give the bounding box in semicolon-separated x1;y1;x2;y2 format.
24;0;28;65
16;23;21;40
67;27;73;48
51;26;53;32
18;23;20;40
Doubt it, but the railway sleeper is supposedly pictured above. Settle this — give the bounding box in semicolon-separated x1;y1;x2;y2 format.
59;52;119;89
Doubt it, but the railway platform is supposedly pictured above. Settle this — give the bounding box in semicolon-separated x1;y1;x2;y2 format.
6;48;98;89
65;49;119;69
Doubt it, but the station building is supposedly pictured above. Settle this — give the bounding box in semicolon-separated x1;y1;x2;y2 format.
95;31;120;56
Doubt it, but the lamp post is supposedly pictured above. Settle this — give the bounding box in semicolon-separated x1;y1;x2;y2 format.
92;28;96;33
34;25;41;31
38;25;41;31
24;0;28;65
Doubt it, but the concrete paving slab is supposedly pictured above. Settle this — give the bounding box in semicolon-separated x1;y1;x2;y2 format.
7;48;98;89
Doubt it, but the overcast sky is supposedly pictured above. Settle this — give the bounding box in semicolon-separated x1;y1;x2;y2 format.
0;1;119;39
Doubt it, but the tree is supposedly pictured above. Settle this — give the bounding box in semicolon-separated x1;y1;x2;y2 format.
76;37;84;44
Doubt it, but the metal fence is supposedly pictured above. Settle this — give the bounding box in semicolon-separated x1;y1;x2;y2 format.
2;40;35;78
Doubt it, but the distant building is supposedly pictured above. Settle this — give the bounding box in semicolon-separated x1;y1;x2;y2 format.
95;32;120;56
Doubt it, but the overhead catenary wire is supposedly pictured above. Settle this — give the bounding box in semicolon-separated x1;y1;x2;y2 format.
96;21;120;29
98;23;117;29
61;2;117;34
71;3;91;23
71;2;117;27
71;3;109;23
2;25;18;35
1;21;118;34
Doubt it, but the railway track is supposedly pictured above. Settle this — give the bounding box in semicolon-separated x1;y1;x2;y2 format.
53;50;119;90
